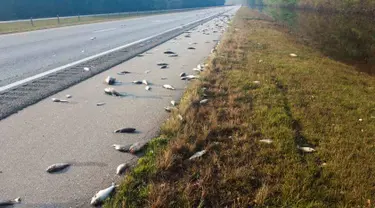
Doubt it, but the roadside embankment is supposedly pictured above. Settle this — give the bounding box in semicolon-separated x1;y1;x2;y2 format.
107;7;375;207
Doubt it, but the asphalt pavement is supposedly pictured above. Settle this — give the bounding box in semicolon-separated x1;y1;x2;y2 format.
0;7;228;88
0;7;239;208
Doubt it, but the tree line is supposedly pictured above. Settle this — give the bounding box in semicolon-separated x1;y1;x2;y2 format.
0;0;225;21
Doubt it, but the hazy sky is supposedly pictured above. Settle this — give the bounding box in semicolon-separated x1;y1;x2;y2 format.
225;0;247;5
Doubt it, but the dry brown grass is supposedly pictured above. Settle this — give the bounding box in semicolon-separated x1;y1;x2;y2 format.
107;7;375;208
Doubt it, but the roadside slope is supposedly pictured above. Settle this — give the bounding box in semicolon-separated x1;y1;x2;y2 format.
108;7;375;207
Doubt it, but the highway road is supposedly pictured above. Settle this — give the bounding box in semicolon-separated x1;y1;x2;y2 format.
0;6;228;88
0;6;239;208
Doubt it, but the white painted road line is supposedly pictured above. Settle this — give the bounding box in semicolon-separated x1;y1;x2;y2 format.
93;28;117;33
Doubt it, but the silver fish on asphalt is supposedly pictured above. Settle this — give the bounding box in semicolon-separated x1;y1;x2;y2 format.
0;197;21;206
51;98;69;103
112;144;132;152
142;80;149;85
180;72;186;77
114;128;136;133
163;84;175;90
116;163;130;175
104;88;121;96
145;86;151;91
46;163;70;173
132;80;143;84
105;76;116;85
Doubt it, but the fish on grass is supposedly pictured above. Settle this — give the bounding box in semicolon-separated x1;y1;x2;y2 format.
297;145;316;153
290;53;298;57
105;76;116;85
163;84;175;90
259;139;273;144
200;99;209;104
112;144;132;152
104;88;121;96
189;150;207;160
90;182;116;206
116;163;130;175
129;142;147;154
52;98;69;103
0;198;21;206
46;163;70;173
114;127;136;133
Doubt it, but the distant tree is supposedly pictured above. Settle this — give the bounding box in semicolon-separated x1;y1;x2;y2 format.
0;0;225;20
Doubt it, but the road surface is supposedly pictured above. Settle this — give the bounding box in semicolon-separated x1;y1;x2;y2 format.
0;7;239;208
0;6;228;88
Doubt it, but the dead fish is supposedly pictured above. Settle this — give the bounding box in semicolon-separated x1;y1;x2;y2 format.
171;100;177;106
132;80;143;84
114;128;136;133
105;76;116;85
66;94;72;99
259;139;273;144
145;86;151;91
185;34;191;38
180;72;187;77
104;88;121;96
181;77;188;80
112;144;132;152
0;198;21;206
83;67;90;72
142;80;149;85
52;98;69;103
157;63;169;66
193;68;201;72
200;99;209;104
117;71;130;75
163;84;175;90
145;70;151;74
137;54;144;57
188;47;196;50
90;37;96;40
164;106;174;112
197;64;204;70
290;53;298;57
161;77;167;80
96;102;106;106
90;183;116;206
164;51;175;54
297;145;316;153
186;75;199;80
116;163;130;175
178;114;183;121
46;163;70;173
189;150;207;160
169;54;178;57
129;142;147;154
253;81;261;84
160;65;168;69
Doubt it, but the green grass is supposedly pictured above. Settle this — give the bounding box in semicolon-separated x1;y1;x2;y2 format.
106;7;375;207
0;13;146;34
